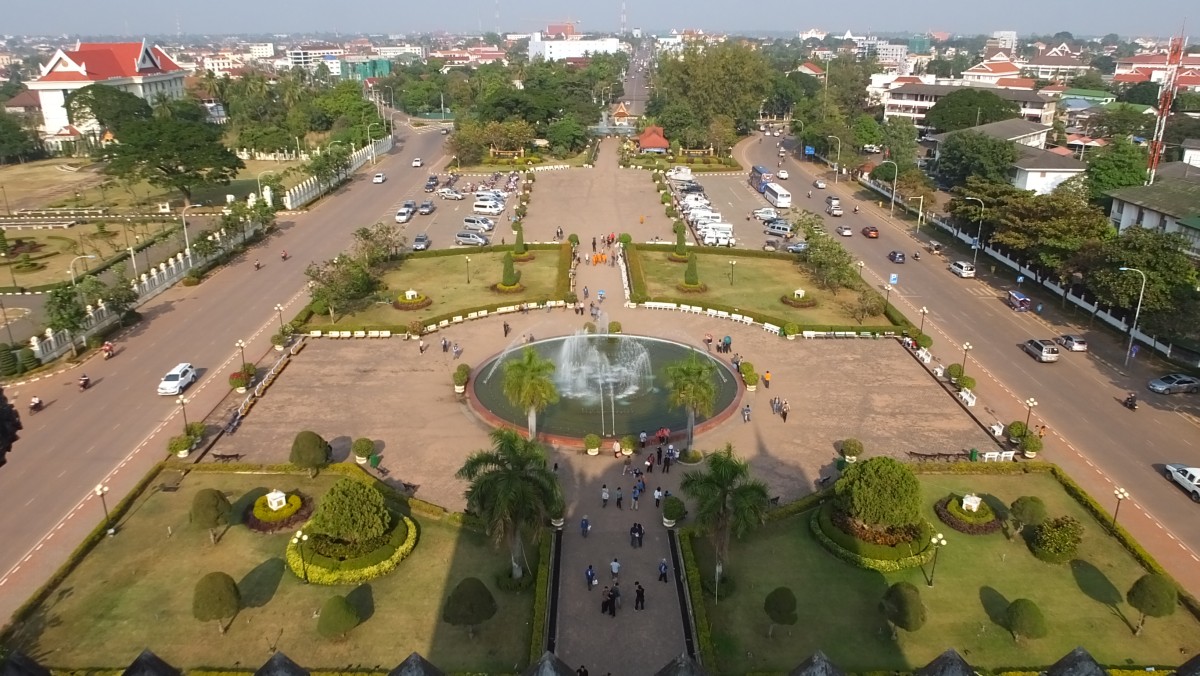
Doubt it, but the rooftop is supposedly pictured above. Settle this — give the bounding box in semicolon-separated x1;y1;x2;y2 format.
888;82;1051;104
1107;164;1200;218
928;118;1051;144
1012;145;1086;172
1062;88;1114;100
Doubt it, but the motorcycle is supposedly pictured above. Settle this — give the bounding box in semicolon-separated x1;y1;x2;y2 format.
78;376;90;392
28;398;43;414
913;252;921;261
280;251;288;261
102;344;114;360
1123;395;1138;411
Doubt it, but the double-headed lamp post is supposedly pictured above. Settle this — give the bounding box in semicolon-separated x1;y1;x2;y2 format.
879;160;898;217
177;396;189;433
235;339;247;368
69;255;98;286
918;306;929;335
729;260;736;286
928;532;947;587
856;260;865;279
1118;267;1146;367
960;342;973;377
826;135;843;183
1112;487;1130;528
964;197;985;266
883;283;893;314
180;203;204;261
1024;397;1038;430
95;484;114;536
274;304;285;332
292;530;311;583
465;256;471;284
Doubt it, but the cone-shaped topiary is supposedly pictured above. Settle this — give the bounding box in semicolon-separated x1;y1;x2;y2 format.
675;228;687;257
193;572;240;634
684;253;699;286
502;252;521;286
443;576;498;638
514;225;527;255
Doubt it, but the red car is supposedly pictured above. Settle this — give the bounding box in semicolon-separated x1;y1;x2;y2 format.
862;226;879;238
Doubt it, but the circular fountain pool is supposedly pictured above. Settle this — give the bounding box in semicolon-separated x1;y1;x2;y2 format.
471;334;740;439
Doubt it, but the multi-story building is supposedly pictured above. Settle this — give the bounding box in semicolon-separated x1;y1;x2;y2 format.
874;43;909;71
992;31;1018;51
1107;162;1200;259
882;82;1056;129
1020;43;1090;80
528;33;624;62
377;45;425;59
247;43;275;60
286;45;345;71
961;53;1022;85
908;35;932;55
343;56;392;81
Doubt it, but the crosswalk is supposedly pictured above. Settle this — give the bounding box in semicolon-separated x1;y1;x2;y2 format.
405;122;452;135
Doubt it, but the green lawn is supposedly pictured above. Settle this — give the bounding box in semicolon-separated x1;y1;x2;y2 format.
8;471;533;671
311;251;561;327
639;250;886;328
1;221;176;288
692;473;1200;674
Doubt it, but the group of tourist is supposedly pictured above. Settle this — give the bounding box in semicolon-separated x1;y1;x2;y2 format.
770;397;791;422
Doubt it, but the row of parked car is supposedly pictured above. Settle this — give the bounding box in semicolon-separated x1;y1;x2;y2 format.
671;178;738;247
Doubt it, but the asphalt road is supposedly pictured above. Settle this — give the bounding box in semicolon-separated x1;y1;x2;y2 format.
750;139;1200;587
622;47;653;117
0;127;450;623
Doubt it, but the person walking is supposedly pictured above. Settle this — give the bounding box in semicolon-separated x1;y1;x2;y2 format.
592;237;597;253
634;583;646;610
654;487;663;508
600;586;611;614
630;524;639;548
656;446;663;465
639;430;647;448
581;515;590;538
763;370;771;389
781;400;790;423
635;522;644;547
586;565;596;590
418;339;427;354
610;558;621;580
658;559;669;583
452;342;462;359
645;453;654;473
631;486;640;511
441;337;449;353
608;585;619;616
577;666;589;676
503;321;510;337
742;404;752;422
662;452;672;474
601;484;609;508
615;487;623;510
584;286;590;299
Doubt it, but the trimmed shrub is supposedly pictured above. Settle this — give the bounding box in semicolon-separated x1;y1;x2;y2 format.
833;457;923;531
191;488;232;544
1127;573;1178;635
501;252;521;286
811;507;934;571
618;233;632;244
880;581;927;634
17;348;39;372
246;493;311;533
764;586;798;637
443;576;498;638
0;348;18;377
1006;421;1028;440
945;362;964;380
317;595;360;639
1005;598;1047;641
453;363;471;387
684;253;699;286
514;227;527;255
1030;515;1084;563
309;478;391;553
957;375;976;391
663;495;687;521
934;495;1003;535
193;572;240;634
285;515;417;585
674;228;686;257
1019;434;1043;455
608;321;622;334
840;438;864;458
583;433;602;449
290;430;330;477
1009;495;1048;537
739;361;757;387
351;437;375;459
228;371;250;389
567;233;580;245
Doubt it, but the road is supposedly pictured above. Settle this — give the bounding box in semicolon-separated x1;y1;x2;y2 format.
747;136;1200;592
0;126;450;624
621;46;653;117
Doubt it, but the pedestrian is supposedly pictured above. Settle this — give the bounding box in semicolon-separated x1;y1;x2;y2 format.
503;321;510;337
781;400;790;423
581;515;590;538
637;477;646;493
742;404;751;422
639;430;647;448
658;559;669;583
577;667;590;676
631;486;640;510
452;342;462;359
441;337;449;353
615;486;623;509
656;446;663;465
654;487;663;508
634;582;646;610
584;286;590;299
418;339;427;354
601;484;609;508
610;558;621;580
1038;425;1047;439
586;565;596;590
764;370;772;389
662;453;671;474
630;524;639;547
645;454;654;473
635;522;644;547
600;586;610;613
592;237;597;252
608;585;619;616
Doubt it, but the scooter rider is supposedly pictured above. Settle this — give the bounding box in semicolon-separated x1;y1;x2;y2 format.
29;396;43;412
1125;392;1138;409
102;341;114;359
78;374;90;391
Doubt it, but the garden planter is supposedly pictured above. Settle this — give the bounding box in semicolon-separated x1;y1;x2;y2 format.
274;345;285;352
786;334;796;341
586;447;600;456
454;384;466;394
622;447;634;456
1023;450;1038;459
176;449;190;459
355;455;369;465
662;516;676;528
745;384;757;392
550;517;565;528
236;387;247;394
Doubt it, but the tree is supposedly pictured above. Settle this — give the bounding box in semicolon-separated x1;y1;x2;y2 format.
290;430;330;477
1087;227;1198;320
545;116;587;155
305;257;376;323
514;225;527;255
304;144;352;192
925;89;1020;132
651;43;772;130
1031;515;1084;563
706;114;737;155
805;234;857;291
1090;56;1117;75
683;252;699;286
763;587;798;638
680;443;770;567
45;286;88;357
448;120;488;165
936;131;1017;187
443;577;498;638
1119;81;1161;106
1084;137;1147;202
851;115;883;148
501;252;520;287
317;595;360;639
850;289;885;324
833;457;922;529
0;111;41;164
1008;496;1048;536
1175;91;1200;113
310;478;391;545
104;263;140;320
1087;104;1153;139
0;387;21;468
880;582;927;636
457;428;562;579
502;347;559;439
665;352;717;451
191;488;232;545
879;117;919;170
102;117;243;204
193;572;240;634
1126;573;1177;636
67;84;151;133
1070;71;1110;91
1005;598;1047;641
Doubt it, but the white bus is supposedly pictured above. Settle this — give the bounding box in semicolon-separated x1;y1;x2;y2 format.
763;183;792;209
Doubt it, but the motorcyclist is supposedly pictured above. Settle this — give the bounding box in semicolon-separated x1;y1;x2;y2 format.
78;374;90;391
913;251;921;261
280;250;288;261
1125;392;1138;409
853;205;860;213
254;259;261;270
102;341;114;358
29;396;42;412
807;190;813;198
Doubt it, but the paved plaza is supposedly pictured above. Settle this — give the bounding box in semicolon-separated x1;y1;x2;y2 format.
208;140;996;674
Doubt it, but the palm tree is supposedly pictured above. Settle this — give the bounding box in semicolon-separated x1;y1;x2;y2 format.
502;347;559;440
665;352;717;451
456;428;563;579
680;444;770;567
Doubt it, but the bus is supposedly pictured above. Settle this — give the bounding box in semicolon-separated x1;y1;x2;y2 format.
749;165;774;193
763;183;792;208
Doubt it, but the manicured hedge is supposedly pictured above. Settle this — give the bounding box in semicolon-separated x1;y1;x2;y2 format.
528;536;552;664
245;493;313;533
934;495;1003;535
810;503;935;571
625;244;650;303
677;530;717;666
284;515;418;585
554;241;573;299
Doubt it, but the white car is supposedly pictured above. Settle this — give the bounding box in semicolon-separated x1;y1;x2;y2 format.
158;363;197;395
436;188;465;200
753;208;778;220
836;225;853;236
411;158;423;167
777;169;789;180
372;173;386;184
1165;464;1200;502
395;207;415;224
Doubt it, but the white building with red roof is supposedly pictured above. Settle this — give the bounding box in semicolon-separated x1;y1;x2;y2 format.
27;40;186;138
962;53;1021;85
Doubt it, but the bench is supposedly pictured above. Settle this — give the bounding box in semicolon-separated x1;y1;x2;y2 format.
211;453;244;463
158;471;185;493
905;451;969;462
763;323;781;335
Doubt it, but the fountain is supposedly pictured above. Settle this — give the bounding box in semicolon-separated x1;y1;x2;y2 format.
472;334;739;439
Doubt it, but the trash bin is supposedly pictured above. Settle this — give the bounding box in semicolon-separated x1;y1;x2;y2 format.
836;458;847;471
369;454;381;469
969;448;979;462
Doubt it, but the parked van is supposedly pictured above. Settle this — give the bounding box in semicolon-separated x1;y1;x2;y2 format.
1007;290;1032;312
950;261;976;278
474;190;505;202
688;210;721;224
764;221;794;238
473;201;504;215
702;231;735;247
462;216;495;232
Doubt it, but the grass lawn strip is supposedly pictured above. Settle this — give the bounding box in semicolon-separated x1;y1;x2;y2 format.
692;472;1200;674
9;471;532;672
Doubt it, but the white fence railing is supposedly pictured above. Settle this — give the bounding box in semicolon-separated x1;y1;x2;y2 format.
282;136;394;211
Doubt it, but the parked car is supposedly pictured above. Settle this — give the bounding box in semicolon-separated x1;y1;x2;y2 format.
1055;335;1088;352
862;144;882;154
1164;464;1200;502
412;157;423;167
372;173;386;184
813;179;827;189
888;250;906;263
412;233;431;251
394;207;414;224
753;207;778;221
418;200;436;215
462;216;495;232
862;226;879;238
158;363;197;395
454;231;490;246
437;188;464;200
762;239;781;252
785;241;809;253
1148;373;1200;394
777;169;789;180
836;225;852;236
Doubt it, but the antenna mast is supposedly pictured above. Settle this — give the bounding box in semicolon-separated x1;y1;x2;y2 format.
621;1;628;35
1147;33;1186;185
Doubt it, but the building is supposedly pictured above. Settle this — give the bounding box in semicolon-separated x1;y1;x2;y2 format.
799;28;827;42
908;35;932;55
1010;145;1087;194
27;40;186;141
377;45;425;59
1020;43;1090;80
1115;53;1200;81
545;23;577;38
1184;139;1200;168
927;118;1053;154
992;31;1018;51
2;89;41;119
882;83;1056;129
200;55;243;76
794;62;825;79
286;45;345;71
637;125;669;153
528;33;624;62
874;43;909;70
962;53;1022;86
247;43;275;60
1060;88;1116;104
1107;162;1200;258
343;56;392;81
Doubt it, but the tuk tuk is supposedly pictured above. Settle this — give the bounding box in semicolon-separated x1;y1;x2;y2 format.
928;242;944;255
1007;290;1033;312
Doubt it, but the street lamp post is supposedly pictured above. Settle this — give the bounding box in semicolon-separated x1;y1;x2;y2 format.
908;195;924;232
256;170;277;196
826;135;842;183
180;203;204;261
235;339;247;368
1112;487;1130;528
879;160;898;217
856;260;865;279
0;184;10;215
1024;397;1038;430
292;530;311;583
918;306;928;336
1;252;18;289
883;284;893;314
451;155;461;172
94;484;115;536
465;256;471;284
177;396;189;433
960;342;973;377
69;254;98;286
1118;267;1146;367
274;304;285;332
964;197;985;266
928;533;947;587
366;122;382;163
729;260;736;286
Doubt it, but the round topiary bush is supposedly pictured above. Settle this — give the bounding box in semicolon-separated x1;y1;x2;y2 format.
291;430;331;477
833;457;923;536
1030;515;1083;563
1005;598;1047;641
246;493;312;533
307;479;392;559
317;594;360;639
934;495;1002;535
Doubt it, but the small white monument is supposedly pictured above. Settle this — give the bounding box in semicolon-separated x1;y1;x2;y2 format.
793;289;806;299
266;489;288;511
961;494;982;513
405;289;420;301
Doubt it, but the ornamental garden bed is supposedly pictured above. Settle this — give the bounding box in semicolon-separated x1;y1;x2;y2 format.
4;470;534;672
687;472;1200;674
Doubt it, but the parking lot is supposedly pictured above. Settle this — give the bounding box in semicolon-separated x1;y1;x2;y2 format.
373;169;524;251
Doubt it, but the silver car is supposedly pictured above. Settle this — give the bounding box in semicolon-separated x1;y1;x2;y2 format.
1055;335;1088;352
1148;373;1200;394
454;231;489;246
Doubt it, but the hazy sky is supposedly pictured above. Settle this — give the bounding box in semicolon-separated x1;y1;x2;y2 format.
3;0;1192;39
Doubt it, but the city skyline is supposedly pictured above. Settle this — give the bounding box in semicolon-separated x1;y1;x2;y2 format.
1;0;1193;41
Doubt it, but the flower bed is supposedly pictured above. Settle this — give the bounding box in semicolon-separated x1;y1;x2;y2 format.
934;495;1003;535
285;515;418;585
244;493;313;534
392;294;433;311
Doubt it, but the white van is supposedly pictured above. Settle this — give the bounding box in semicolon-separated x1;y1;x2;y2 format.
700;223;735;245
825;195;841;208
764;221;794;238
688;210;721;224
474;190;505;202
473;201;504;215
702;231;735;247
950;261;976;278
